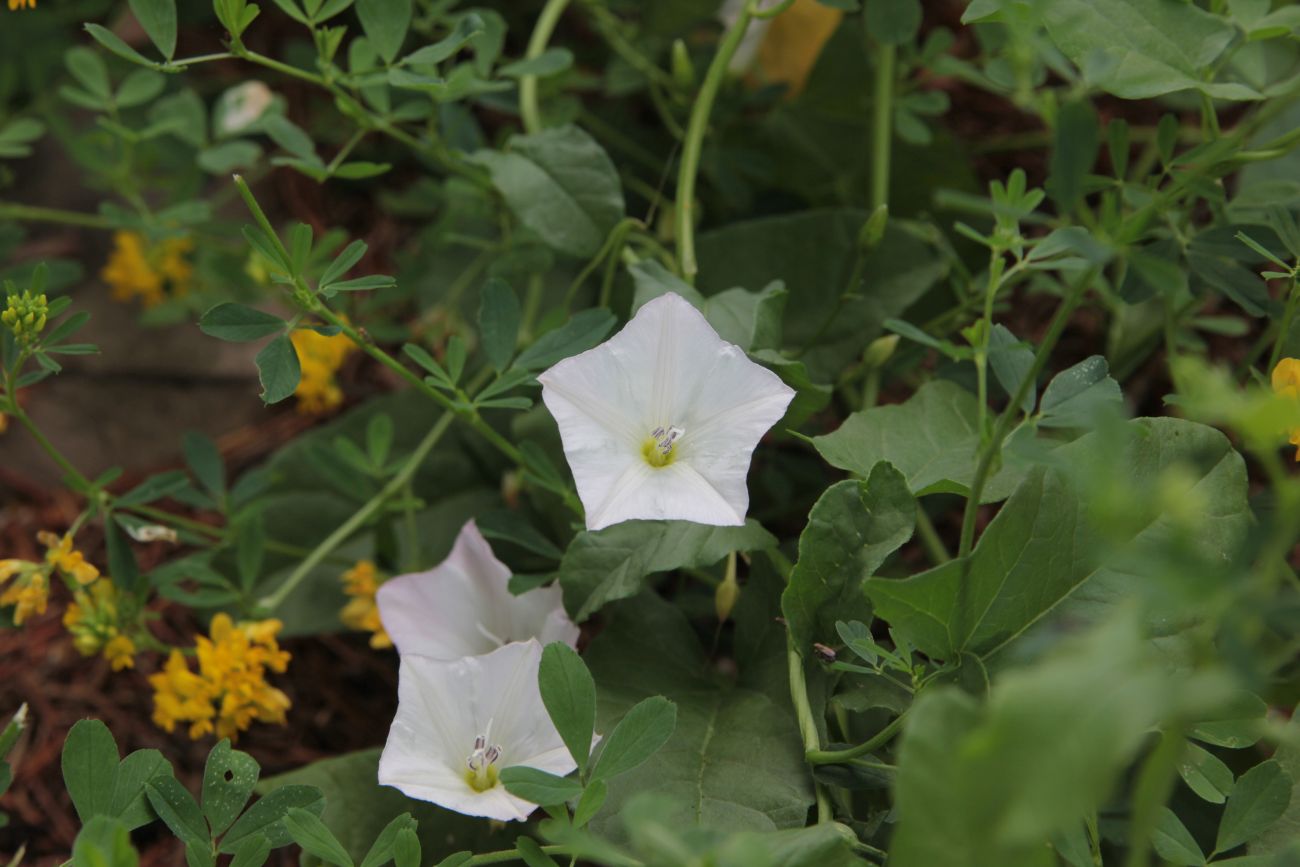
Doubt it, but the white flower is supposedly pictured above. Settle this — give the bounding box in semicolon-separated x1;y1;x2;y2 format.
215;81;274;136
378;640;575;821
538;292;794;531
376;520;578;658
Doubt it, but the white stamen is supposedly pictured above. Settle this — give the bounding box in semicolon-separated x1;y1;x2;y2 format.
475;621;506;645
651;425;684;456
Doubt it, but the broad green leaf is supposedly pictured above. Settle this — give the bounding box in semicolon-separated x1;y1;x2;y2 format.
146;774;210;848
513;308;615;371
696;212;947;381
72;816;139;867
1179;741;1235;804
590;696;677;783
1190;691;1268;748
284;807;355;867
478;278;521;372
256;334;302;405
558;519;776;621
256;750;514;862
891;615;1175;867
472;125;624;258
202;740;260;838
538;642;596;774
199;303;286;342
869;418;1250;661
1047;100;1100;213
584;594;813;840
63;719;119;822
1037;0;1260;100
1216;760;1293;853
184;432;225;500
1153;808;1206;866
498;767;583;806
1254;704;1300;853
811;379;1027;502
1038;356;1123;429
219;785;325;852
356;0;412;63
129;0;178;59
988;324;1036;414
781;464;914;655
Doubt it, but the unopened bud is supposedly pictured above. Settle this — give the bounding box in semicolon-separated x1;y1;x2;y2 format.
863;334;899;369
671;39;696;91
714;551;740;623
3;289;50;345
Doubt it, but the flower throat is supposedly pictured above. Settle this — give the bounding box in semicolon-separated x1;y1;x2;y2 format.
642;425;683;468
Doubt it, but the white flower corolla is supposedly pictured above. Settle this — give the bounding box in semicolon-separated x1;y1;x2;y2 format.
538;292;795;531
376;520;578;659
378;640;575;821
215;81;274;136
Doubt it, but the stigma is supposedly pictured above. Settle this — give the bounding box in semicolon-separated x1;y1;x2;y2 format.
465;731;504;792
642;425;683;468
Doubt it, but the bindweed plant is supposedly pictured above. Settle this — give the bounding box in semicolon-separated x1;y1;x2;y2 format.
2;0;1300;866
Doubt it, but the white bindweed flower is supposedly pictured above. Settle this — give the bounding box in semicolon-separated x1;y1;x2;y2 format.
376;519;578;658
538;292;794;531
378;640;575;821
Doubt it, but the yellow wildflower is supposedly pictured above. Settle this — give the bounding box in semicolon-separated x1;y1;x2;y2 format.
101;231;194;308
755;0;842;97
340;560;391;649
1273;358;1300;460
104;635;137;671
8;0;36;9
150;613;292;741
63;580;136;670
0;412;8;434
290;327;355;414
38;530;99;585
1;569;47;625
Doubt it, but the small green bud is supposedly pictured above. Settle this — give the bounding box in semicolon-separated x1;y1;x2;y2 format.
863;334;899;369
714;552;740;623
671;39;696;91
2;288;50;345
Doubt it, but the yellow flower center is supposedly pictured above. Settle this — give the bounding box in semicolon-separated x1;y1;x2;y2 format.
641;425;683;469
465;733;503;792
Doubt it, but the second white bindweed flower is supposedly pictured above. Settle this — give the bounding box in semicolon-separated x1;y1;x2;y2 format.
538;292;794;530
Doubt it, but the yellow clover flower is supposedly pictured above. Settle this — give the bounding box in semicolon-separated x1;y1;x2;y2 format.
7;0;36;9
1272;358;1300;460
290;327;355;414
38;530;99;585
340;560;391;649
101;231;194;308
63;580;136;670
0;561;46;625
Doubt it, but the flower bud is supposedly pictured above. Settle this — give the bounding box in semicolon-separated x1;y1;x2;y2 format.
2;289;49;345
671;39;696;91
863;334;899;369
714;551;740;623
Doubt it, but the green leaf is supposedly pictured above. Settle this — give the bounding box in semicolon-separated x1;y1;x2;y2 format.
392;828;420;867
284;807;356;867
513;308;616;371
262;115;317;161
66;47;112;100
401;13;484;65
200;303;286;342
478;278;521;372
864;0;921;44
84;24;157;69
890;615;1177;867
811;379;1027;502
497;48;574;78
572;779;606;828
319;240;368;289
72;816;139;867
357;814;415;867
1179;741;1235;804
1038;356;1123;428
514;837;559;867
356;0;412;63
1153;808;1206;866
1254;703;1300;853
228;834;272;867
869;418;1250;661
111;749;172;831
988;324;1036;414
1047;100;1100;213
498;766;583;806
116;69;167;108
472;125;624;258
63;719;119;823
129;0;178;59
146;774;210;848
184;432;225;500
219;785;325;853
202;740;260;838
256;334;302;405
538;642;596;774
590;696;677;783
558;519;776;621
584;594;813;839
116;470;190;506
1216;760;1293;853
1036;0;1260;100
781;464;914;655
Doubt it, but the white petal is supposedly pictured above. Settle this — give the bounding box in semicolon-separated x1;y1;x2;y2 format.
378;641;574;823
540;293;793;530
376;520;578;657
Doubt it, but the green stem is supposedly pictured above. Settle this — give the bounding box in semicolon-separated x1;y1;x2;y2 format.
9;404;93;491
787;635;832;823
805;712;907;765
465;845;640;867
974;253;1008;440
564;217;642;309
675;0;754;281
0;202;116;230
259;411;454;612
1269;274;1300;373
913;507;951;564
956;270;1095;561
870;40;896;212
520;0;572;134
325;128;367;174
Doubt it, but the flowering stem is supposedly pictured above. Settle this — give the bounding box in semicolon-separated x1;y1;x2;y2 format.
675;0;755;281
6;402;94;492
956;269;1096;562
520;0;572;134
787;634;833;823
257;410;455;613
869;39;896;212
